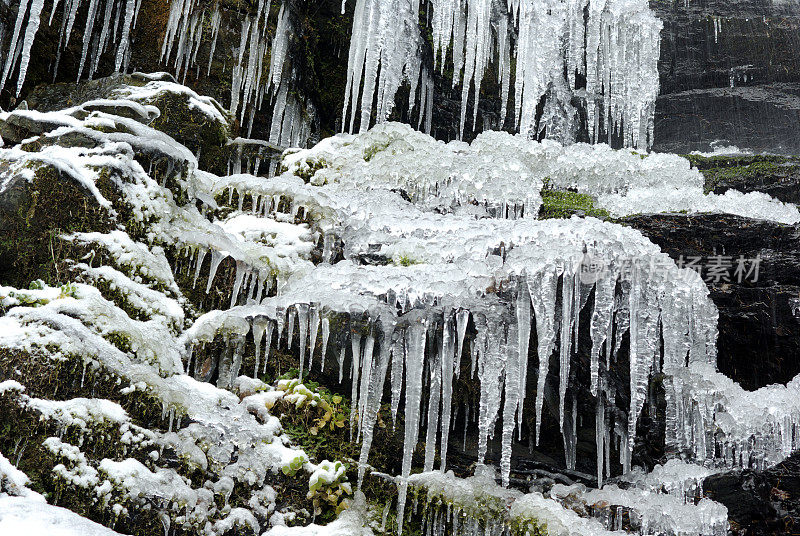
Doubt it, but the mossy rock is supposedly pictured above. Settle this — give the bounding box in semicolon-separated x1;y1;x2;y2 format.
684;154;800;204
0;160;117;288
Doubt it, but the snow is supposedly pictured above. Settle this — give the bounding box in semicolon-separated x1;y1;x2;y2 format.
27;397;128;430
0;495;125;536
1;450;123;535
113;81;228;126
263;496;373;536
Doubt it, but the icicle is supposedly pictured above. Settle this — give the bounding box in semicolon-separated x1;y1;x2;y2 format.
308;306;320;371
424;331;442;472
192;248;207;288
320;317;330;371
390;333;405;426
559;268;575;436
590;269;615;396
475;311;506;465
13;0;45;97
252;316;269;377
462;402;469;451
516;284;531;438
287;307;296;351
230;261;247;308
529;268;559;445
357;332;376;438
357;322;394;486
296;303;310;377
439;313;455;470
349;331;362;440
596;386;605;487
275;306;286;350
205;250;225;293
500;317;520;487
396;314;427;536
337;343;346;383
454;309;469;378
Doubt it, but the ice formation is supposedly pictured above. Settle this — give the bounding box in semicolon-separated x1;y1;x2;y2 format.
402;466;727;536
343;0;662;146
0;0;143;95
2;75;800;536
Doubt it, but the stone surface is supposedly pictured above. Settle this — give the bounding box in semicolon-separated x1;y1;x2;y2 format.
622;213;800;390
704;452;800;535
689;154;800;205
653;84;800;154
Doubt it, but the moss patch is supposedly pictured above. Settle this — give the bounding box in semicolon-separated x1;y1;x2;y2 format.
683;154;800;195
539;189;610;220
0;163;116;288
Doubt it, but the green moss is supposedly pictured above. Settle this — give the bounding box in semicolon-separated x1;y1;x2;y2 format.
0;162;115;289
510;517;549;536
394;254;421;267
295;157;329;183
539;189;610;220
681;153;800;194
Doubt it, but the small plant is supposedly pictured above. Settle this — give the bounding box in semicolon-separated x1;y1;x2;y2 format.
59;282;79;299
307;460;352;516
274;376;348;435
395;254;421;267
281;454;307;477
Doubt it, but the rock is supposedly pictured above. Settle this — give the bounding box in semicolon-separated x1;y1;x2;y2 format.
622;213;800;390
653;84;800;154
0;110;76;145
687;154;800;205
704;452;800;535
650;0;800;95
0;158;115;288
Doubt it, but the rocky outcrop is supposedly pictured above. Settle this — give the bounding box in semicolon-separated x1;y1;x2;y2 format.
704;452;800;535
689;153;800;205
622;213;800;390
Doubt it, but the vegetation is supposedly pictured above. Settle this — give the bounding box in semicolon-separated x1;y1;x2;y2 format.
682;154;800;194
539;188;610;220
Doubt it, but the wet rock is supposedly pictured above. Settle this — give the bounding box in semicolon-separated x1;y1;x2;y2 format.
704;451;800;535
0;158;114;287
653;84;800;154
622;213;800;390
687;154;800;205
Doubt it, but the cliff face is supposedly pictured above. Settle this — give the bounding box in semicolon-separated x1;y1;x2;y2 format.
2;0;798;153
651;0;800;154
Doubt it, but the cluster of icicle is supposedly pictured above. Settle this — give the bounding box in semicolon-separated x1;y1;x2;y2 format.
182;211;718;534
1;0;314;147
162;0;318;145
1;0;142;96
343;0;662;147
665;362;800;471
342;0;435;135
161;0;315;142
405;465;728;536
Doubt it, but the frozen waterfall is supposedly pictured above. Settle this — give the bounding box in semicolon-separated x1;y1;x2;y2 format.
342;0;662;146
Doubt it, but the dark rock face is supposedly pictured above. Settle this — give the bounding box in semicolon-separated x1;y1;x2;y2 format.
704;452;800;535
653;84;800;154
650;0;800;153
622;213;800;390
